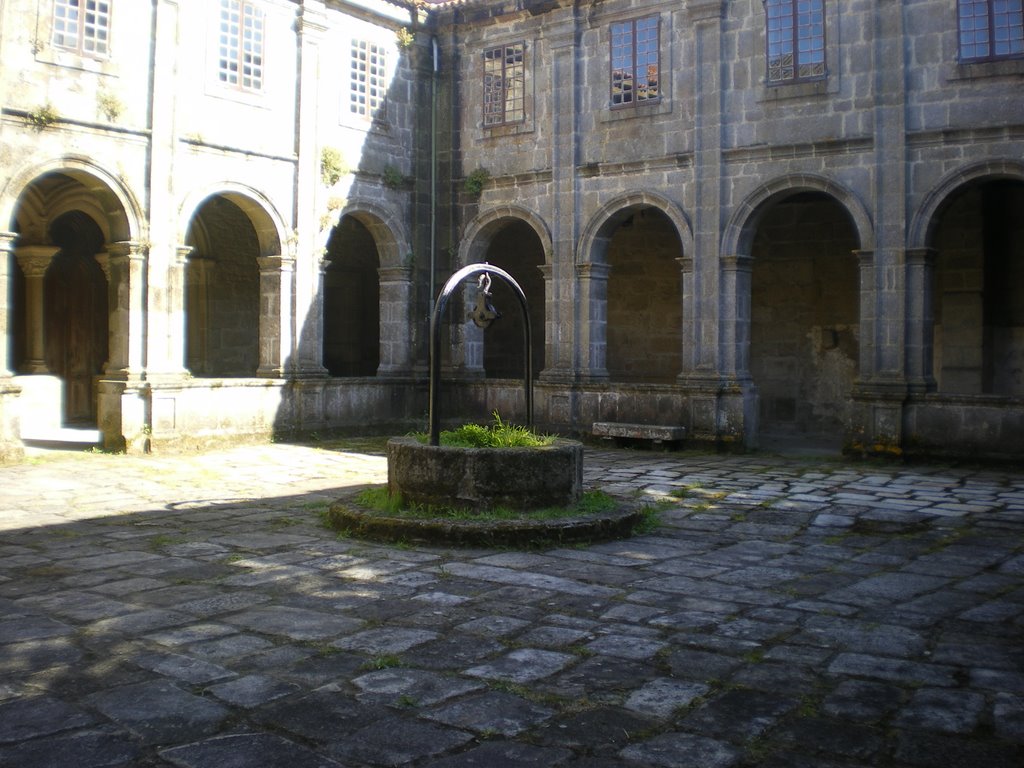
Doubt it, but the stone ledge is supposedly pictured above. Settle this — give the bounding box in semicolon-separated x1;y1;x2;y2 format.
324;489;648;548
592;422;686;443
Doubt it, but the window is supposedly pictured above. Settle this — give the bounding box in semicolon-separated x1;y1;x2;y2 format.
218;0;264;91
52;0;111;57
958;1;1024;61
350;40;388;121
611;16;660;108
483;43;525;126
765;0;825;84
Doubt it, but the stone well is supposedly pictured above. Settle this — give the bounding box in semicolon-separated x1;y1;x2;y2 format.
386;436;583;512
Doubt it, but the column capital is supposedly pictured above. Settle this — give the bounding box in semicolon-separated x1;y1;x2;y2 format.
0;231;18;252
15;245;59;276
108;240;148;260
719;253;753;272
576;261;610;280
905;247;938;266
257;253;295;273
378;265;413;282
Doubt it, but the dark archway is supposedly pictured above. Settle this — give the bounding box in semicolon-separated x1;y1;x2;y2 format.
750;191;859;437
323;215;380;377
606;207;682;383
45;211;108;424
931;179;1024;396
480;219;544;379
184;195;260;377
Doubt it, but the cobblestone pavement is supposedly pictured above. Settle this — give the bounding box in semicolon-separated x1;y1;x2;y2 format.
1;440;1022;767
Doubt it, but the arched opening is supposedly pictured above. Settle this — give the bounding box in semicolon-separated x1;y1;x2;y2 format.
750;191;859;439
323;214;380;377
606;207;682;383
44;211;108;424
480;219;544;379
931;179;1024;396
184;195;260;377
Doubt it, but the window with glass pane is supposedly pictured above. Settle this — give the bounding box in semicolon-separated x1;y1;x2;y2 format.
958;0;1024;61
351;41;387;120
611;16;660;108
53;0;111;57
483;43;525;126
219;0;264;91
766;0;825;84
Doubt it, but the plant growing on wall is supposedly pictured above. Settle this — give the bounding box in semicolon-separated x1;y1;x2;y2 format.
464;167;490;197
320;147;348;186
27;103;59;130
395;27;414;50
383;165;405;189
97;90;124;122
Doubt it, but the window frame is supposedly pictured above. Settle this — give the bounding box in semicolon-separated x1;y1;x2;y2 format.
482;41;526;128
349;39;388;123
957;0;1024;63
609;15;661;110
764;0;827;86
51;0;112;59
217;0;265;94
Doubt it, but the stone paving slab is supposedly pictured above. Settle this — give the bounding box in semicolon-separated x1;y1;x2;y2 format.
0;440;1022;766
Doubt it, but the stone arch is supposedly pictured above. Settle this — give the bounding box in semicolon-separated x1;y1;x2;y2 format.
458;204;553;268
178;183;288;258
723;173;872;257
908;158;1024;250
577;190;693;266
334;199;411;270
0;155;142;243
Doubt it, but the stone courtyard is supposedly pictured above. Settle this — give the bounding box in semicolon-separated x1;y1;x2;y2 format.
0;440;1022;767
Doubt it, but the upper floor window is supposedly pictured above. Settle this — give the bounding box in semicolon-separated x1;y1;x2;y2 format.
765;0;825;84
350;40;388;121
483;43;525;126
611;16;660;108
958;0;1024;61
218;0;264;92
52;0;111;57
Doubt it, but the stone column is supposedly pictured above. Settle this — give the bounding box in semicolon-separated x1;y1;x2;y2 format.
0;233;15;376
14;246;58;374
166;245;191;375
378;266;413;375
257;254;295;377
718;254;753;380
905;248;937;394
0;234;24;461
104;241;148;379
687;0;726;376
576;262;609;382
547;24;581;383
293;2;329;376
856;250;877;379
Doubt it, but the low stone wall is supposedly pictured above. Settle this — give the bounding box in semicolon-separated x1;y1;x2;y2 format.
903;395;1024;461
387;436;583;512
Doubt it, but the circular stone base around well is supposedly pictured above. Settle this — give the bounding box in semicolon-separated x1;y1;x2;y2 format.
324;491;648;548
386;436;583;512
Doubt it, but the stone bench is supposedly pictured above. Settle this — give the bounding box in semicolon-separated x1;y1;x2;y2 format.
592;422;686;449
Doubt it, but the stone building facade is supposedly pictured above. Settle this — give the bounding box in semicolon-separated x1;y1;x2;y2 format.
1;0;1022;461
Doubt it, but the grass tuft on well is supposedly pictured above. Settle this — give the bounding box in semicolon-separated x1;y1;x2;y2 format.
413;411;555;449
355;486;618;522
